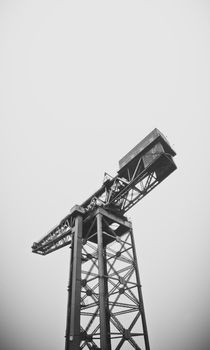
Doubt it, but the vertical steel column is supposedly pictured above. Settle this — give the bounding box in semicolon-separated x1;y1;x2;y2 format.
96;210;111;350
65;209;83;350
65;244;74;350
130;227;150;350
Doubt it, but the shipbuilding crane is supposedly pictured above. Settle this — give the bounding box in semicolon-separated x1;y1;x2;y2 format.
32;128;176;350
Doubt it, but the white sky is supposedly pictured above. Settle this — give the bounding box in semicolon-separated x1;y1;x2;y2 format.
0;1;210;349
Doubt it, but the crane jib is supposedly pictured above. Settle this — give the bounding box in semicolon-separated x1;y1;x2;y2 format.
32;128;176;255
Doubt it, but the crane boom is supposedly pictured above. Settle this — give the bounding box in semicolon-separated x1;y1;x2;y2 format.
32;128;176;255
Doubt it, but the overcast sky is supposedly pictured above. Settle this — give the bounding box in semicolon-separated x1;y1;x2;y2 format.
0;1;210;349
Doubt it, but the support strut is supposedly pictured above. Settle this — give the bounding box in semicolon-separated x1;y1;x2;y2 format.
65;207;84;350
65;207;150;350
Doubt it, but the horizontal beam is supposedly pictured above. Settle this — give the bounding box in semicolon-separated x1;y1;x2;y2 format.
32;152;176;255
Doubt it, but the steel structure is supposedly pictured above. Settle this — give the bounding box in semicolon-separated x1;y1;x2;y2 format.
32;128;176;350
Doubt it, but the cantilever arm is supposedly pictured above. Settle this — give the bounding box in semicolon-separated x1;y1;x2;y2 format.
32;215;74;255
32;129;177;256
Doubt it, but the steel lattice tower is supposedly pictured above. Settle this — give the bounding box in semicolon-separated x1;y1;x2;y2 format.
32;128;176;350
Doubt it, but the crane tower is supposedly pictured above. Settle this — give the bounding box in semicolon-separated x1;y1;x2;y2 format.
32;128;176;350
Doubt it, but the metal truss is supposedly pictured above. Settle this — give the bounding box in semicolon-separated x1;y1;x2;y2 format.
32;152;176;256
32;214;75;255
65;207;150;350
32;129;177;350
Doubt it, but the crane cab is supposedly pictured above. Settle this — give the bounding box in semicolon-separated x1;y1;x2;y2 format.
118;128;176;182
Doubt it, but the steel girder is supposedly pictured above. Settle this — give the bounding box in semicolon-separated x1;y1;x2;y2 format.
32;129;177;350
65;207;150;350
32;152;176;256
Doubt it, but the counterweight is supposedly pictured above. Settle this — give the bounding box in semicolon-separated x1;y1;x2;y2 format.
32;128;176;350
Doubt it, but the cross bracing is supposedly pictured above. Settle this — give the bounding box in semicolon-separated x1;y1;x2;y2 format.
76;209;149;350
32;151;176;256
32;128;177;350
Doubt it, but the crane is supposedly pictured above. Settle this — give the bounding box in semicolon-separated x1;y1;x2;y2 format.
32;128;176;350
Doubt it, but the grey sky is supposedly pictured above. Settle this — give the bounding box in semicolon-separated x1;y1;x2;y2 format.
0;1;210;349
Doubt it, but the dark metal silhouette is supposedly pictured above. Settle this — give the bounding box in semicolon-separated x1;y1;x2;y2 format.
32;128;176;350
